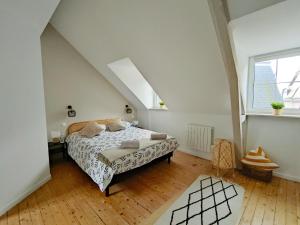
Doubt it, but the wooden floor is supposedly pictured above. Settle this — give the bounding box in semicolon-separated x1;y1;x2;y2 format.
0;151;299;225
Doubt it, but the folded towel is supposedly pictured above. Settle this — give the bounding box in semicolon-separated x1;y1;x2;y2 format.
151;133;167;140
120;140;140;149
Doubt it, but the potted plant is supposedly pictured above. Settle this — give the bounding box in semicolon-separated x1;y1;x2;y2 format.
159;101;165;109
271;102;284;115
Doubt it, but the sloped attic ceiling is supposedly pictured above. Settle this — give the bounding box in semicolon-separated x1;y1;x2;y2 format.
2;0;60;34
226;0;285;20
229;0;300;108
50;0;231;114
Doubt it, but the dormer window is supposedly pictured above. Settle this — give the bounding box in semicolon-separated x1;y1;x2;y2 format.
108;58;167;110
247;48;300;114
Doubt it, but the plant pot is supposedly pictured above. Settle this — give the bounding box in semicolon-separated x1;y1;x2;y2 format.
272;108;282;116
160;105;164;109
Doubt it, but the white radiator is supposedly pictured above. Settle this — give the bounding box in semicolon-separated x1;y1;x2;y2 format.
186;124;213;153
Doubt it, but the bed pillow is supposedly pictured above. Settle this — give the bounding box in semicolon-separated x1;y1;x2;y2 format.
107;120;126;132
79;122;106;138
121;121;131;129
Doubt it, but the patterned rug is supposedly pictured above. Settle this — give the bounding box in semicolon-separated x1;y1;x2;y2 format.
154;176;244;225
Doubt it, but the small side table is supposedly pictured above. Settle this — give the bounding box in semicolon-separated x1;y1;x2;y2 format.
48;142;67;163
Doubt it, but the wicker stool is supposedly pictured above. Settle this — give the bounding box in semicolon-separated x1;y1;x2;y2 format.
212;139;235;177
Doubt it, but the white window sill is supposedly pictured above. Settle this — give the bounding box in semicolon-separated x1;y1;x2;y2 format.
149;107;168;111
246;112;300;119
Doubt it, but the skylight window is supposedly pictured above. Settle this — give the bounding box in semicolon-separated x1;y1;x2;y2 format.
108;58;167;110
248;48;300;114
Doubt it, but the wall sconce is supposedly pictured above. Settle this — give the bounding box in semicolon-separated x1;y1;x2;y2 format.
125;105;133;114
124;105;135;121
67;105;76;117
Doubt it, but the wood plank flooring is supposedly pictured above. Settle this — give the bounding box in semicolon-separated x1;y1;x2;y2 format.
0;151;299;225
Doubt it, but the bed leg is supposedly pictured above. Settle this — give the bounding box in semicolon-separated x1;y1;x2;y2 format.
105;187;109;197
168;156;171;164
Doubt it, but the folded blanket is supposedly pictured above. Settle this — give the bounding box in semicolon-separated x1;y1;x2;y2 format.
151;133;167;140
102;138;164;162
120;140;140;149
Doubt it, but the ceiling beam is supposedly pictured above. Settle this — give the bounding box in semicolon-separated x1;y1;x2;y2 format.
207;0;243;167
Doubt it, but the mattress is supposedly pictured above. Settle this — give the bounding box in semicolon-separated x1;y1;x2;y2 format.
65;127;178;191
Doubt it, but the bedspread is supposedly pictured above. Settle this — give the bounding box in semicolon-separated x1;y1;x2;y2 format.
66;127;178;191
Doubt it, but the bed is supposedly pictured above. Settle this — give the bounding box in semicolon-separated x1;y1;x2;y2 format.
65;119;178;196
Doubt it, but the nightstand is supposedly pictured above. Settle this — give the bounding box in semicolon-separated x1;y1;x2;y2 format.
48;142;67;163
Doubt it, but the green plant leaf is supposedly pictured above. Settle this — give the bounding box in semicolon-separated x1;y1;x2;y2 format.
271;102;285;109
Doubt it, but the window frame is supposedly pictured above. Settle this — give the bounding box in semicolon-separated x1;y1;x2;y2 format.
247;47;300;115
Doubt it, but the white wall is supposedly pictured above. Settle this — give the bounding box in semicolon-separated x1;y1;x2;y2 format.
247;116;300;181
142;110;233;160
226;0;285;20
41;25;129;139
229;0;300;181
0;0;59;215
51;0;232;114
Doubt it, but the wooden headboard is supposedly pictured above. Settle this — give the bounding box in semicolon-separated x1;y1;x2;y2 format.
67;118;120;135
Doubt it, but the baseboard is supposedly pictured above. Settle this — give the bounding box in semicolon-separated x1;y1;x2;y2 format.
0;174;51;216
273;171;300;183
178;150;300;181
177;148;212;160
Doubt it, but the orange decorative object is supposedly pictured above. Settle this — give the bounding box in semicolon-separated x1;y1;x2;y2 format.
241;146;279;171
212;139;235;177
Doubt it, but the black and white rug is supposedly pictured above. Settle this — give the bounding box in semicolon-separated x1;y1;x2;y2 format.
154;176;244;225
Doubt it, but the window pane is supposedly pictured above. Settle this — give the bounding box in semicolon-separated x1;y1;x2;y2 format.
253;83;282;109
254;60;277;84
252;53;300;110
253;60;281;108
277;55;300;83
